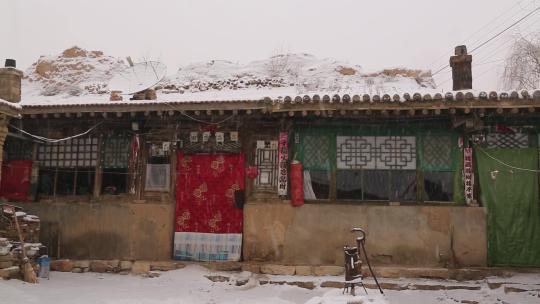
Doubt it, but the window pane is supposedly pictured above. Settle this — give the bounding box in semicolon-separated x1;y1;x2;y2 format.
390;170;417;202
336;170;362;200
57;170;75;195
76;169;95;195
363;170;389;200
38;170;54;195
304;170;330;200
423;172;454;202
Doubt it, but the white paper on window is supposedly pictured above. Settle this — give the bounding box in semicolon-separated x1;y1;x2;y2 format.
145;164;171;191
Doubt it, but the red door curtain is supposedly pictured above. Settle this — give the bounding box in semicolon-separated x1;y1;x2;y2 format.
174;153;244;261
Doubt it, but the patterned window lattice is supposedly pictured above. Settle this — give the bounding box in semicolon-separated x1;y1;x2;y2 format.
336;136;416;170
419;134;455;171
4;137;33;161
486;133;529;148
255;140;278;190
303;135;331;170
101;136;130;169
38;137;98;168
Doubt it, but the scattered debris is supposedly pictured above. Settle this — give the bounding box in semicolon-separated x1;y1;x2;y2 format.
0;203;43;282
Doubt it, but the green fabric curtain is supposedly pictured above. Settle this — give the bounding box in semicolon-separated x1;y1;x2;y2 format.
476;148;540;266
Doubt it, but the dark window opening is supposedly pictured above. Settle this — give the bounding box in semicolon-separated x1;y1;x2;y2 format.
102;169;128;195
336;170;362;200
423;172;454;202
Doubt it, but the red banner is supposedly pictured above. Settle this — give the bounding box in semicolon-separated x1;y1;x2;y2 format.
175;153;244;233
0;160;32;202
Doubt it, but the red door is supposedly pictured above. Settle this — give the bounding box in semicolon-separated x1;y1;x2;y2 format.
174;153;244;261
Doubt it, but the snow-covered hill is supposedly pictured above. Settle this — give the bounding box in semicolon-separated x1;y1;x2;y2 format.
22;47;436;100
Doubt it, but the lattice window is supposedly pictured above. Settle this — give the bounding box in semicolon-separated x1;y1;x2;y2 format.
101;135;130;169
38;137;98;168
419;134;455;171
337;136;416;170
486;133;529;148
4;137;33;161
303;135;331;170
254;140;278;191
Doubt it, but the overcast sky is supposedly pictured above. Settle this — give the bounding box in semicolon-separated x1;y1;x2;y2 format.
2;0;539;91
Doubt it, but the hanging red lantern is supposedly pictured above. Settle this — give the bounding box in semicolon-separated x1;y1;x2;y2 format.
290;161;304;207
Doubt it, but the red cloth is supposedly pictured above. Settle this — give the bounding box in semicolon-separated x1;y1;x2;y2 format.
175;153;244;233
290;162;304;206
0;160;32;202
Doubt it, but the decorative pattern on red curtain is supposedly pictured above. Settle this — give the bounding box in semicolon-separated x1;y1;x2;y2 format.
174;153;244;261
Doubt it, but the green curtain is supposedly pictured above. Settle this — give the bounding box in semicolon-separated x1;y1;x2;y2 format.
476;148;540;266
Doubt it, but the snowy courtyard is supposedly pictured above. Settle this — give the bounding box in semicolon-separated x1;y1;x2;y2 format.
1;265;540;304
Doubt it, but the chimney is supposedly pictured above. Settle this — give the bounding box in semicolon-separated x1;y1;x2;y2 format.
0;59;23;103
450;46;472;91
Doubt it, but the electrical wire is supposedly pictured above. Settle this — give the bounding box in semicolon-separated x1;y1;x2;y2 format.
476;145;540;173
428;0;538;73
8;122;103;143
432;5;540;77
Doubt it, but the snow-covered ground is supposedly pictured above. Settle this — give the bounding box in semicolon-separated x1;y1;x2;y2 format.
1;265;540;304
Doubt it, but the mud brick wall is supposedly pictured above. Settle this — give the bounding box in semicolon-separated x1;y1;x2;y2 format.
243;202;487;267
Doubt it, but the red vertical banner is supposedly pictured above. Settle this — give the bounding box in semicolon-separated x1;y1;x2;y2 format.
464;147;474;205
290;161;304;206
174;153;245;261
277;132;288;196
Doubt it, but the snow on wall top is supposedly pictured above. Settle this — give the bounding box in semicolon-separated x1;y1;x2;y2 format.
21;47;436;106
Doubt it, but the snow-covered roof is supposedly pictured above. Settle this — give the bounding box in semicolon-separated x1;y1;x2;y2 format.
19;89;540;116
17;47;540;116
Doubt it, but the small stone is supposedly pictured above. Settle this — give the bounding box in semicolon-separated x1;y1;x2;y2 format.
286;281;316;290
175;262;186;269
0;266;20;279
504;286;528;293
50;259;74;272
143;271;161;278
71;267;83;273
488;282;503;289
73;260;90;268
295;266;312;276
119;260;133;271
312;266;344;276
0;261;13;268
241;264;260;274
235;279;249;286
260;264;295;276
106;260;120;268
203;262;242;272
408;284;446;291
321;281;345;288
150;261;175;271
90;261;111;273
131;261;151;275
205;275;230;282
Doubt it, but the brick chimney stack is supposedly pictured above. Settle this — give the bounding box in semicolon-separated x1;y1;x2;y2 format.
450;46;472;91
0;59;23;103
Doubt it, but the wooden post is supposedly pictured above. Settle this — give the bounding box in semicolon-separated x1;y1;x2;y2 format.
93;135;103;198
